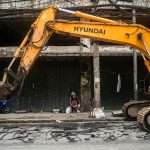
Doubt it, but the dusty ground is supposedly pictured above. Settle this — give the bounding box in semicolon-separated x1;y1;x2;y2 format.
0;121;149;144
1;141;150;150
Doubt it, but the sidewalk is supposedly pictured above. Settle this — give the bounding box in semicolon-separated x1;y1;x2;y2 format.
0;111;125;124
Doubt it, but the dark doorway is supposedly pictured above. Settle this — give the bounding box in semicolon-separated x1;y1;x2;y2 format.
100;56;148;110
11;58;81;112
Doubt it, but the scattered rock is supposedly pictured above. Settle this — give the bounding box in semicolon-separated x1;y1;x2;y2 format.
144;135;150;140
85;138;90;141
104;135;117;141
67;136;76;142
0;121;148;144
90;134;96;138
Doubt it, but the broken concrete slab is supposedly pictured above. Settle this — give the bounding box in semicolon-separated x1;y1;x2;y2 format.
15;110;27;114
112;110;124;117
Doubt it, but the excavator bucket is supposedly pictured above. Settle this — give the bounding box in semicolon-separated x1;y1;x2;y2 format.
0;66;25;101
0;81;12;100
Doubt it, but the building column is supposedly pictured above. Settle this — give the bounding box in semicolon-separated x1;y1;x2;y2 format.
80;59;92;111
132;9;138;100
80;37;92;112
93;41;101;108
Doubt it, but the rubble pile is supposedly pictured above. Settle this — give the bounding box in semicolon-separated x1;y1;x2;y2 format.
0;121;149;144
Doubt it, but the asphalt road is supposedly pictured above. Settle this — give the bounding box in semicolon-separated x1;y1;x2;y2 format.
0;141;150;150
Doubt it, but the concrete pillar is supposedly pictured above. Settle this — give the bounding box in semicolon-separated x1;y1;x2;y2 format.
80;38;91;53
132;9;138;100
93;41;101;108
80;36;92;111
80;59;92;111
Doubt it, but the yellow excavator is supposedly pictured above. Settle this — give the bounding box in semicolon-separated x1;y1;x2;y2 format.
0;5;150;131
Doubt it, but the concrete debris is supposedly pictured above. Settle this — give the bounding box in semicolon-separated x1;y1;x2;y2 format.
53;109;60;114
56;120;62;123
0;121;149;144
91;108;105;119
15;110;27;114
112;110;124;117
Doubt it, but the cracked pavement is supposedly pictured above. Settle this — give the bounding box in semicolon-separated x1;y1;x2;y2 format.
0;121;149;144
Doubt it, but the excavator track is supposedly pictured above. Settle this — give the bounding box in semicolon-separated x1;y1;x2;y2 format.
122;100;150;120
137;107;150;131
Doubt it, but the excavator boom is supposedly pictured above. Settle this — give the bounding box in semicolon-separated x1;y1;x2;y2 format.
49;21;150;58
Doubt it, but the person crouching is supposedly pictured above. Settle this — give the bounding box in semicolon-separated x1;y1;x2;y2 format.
69;92;80;113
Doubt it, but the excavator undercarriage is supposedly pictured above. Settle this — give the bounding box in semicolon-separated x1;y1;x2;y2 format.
122;100;150;131
137;107;150;131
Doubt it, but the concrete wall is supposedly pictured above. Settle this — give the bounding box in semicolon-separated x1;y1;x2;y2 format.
1;0;149;9
0;46;134;57
0;0;133;9
134;0;150;8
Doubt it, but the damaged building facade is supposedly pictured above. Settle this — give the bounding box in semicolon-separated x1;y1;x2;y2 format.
0;0;150;112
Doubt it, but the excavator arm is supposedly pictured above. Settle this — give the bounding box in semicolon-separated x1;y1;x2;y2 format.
1;6;150;131
0;6;57;100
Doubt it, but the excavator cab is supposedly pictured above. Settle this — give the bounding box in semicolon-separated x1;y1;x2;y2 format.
138;74;150;95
